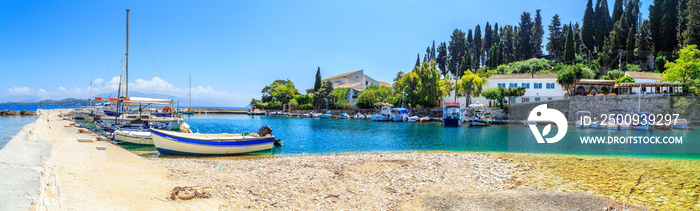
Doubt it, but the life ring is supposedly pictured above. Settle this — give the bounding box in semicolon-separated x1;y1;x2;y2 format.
162;106;173;113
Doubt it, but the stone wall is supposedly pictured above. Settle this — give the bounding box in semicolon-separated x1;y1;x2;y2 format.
507;95;699;122
289;107;443;117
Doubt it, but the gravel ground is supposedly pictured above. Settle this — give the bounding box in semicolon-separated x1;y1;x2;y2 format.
149;152;648;210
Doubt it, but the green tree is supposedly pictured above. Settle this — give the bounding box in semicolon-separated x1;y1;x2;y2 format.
415;53;421;68
616;75;636;83
261;79;300;105
582;0;596;53
611;0;624;27
595;0;611;52
293;94;313;105
481;87;503;107
501;86;526;107
532;9;544;57
485;22;492;59
661;45;700;93
448;29;467;76
681;0;700;46
546;14;564;57
516;12;534;60
564;23;576;62
436;42;448;75
474;25;482;67
313;81;336;110
314;67;322;92
636;19;653;60
456;70;487;105
557;65;584;96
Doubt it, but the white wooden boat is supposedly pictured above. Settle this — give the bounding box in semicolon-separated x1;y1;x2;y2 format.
150;128;275;155
114;130;153;145
404;116;419;122
391;108;407;122
673;119;690;129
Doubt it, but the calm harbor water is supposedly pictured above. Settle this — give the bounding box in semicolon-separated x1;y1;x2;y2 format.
175;114;699;159
0;116;38;149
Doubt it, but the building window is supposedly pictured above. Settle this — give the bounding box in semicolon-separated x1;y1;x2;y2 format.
509;83;518;88
521;97;529;103
498;83;506;88
548;97;553;101
535;97;540;102
521;83;530;89
546;83;555;89
534;83;542;89
365;81;368;85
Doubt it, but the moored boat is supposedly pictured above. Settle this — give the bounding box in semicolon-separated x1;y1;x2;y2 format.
371;103;392;121
150;126;276;155
338;113;350;119
114;130;153;145
466;103;491;126
391;108;407;122
631;112;653;130
673;119;690;129
404;116;419;122
442;102;463;127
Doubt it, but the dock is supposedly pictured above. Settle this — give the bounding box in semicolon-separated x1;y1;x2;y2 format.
190;108;248;114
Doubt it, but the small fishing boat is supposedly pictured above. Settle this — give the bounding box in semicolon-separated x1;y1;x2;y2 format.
391;108;407;122
575;111;592;128
654;119;673;130
418;116;431;123
319;111;331;119
523;121;537;127
673;119;690;129
607;109;630;130
631;112;653;130
466;103;491;126
591;118;607;129
371;103;392;121
404;116;419;122
442;102;463;127
247;106;265;115
150;126;277;155
338;113;350;119
114;130;153;145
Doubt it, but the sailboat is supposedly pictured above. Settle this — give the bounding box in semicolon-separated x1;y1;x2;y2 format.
181;74;194;115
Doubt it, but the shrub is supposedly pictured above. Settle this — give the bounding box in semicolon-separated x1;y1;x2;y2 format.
298;104;313;110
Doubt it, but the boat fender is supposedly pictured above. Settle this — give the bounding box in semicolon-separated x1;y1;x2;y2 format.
177;191;196;200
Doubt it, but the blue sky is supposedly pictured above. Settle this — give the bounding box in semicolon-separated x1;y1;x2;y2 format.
0;0;650;107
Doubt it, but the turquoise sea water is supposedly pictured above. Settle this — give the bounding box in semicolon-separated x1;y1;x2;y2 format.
178;114;700;159
0;116;38;149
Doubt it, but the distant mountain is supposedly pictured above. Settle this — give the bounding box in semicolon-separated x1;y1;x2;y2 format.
0;98;89;107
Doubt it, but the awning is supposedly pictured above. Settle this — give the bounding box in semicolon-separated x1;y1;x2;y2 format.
614;82;683;88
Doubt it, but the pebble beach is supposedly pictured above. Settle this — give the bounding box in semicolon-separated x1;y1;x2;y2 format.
6;109;700;210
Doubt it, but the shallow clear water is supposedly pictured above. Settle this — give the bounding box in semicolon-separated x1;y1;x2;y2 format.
175;114;700;159
0;116;38;149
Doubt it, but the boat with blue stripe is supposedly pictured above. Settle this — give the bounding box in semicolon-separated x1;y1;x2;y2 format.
150;128;276;155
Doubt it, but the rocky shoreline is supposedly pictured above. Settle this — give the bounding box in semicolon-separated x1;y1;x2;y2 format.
0;109;37;116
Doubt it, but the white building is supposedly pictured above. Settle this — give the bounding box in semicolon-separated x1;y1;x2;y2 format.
624;71;662;93
445;73;566;106
306;70;392;104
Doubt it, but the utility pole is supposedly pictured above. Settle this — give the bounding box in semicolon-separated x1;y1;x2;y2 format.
618;50;622;80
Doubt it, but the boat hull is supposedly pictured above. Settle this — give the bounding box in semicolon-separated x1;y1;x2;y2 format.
468;119;491;126
443;118;462;127
150;129;274;155
114;131;153;145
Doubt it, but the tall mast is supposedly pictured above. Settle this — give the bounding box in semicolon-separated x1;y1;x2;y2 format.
89;75;93;107
189;73;192;111
126;9;130;98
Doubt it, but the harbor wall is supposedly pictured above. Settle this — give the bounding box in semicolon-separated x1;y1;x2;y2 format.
508;95;700;122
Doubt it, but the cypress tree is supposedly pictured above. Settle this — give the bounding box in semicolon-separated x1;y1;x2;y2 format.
574;23;583;55
493;23;500;45
485;22;492;60
516;12;534;60
474;25;482;67
649;0;662;52
533;9;545;57
626;25;636;63
582;0;596;53
415;54;421;68
448;29;466;76
636;19;653;59
564;23;576;62
546;14;564;57
437;42;448;75
314;67;322;92
682;0;700;45
431;41;436;61
595;0;611;52
611;0;624;27
660;0;679;53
